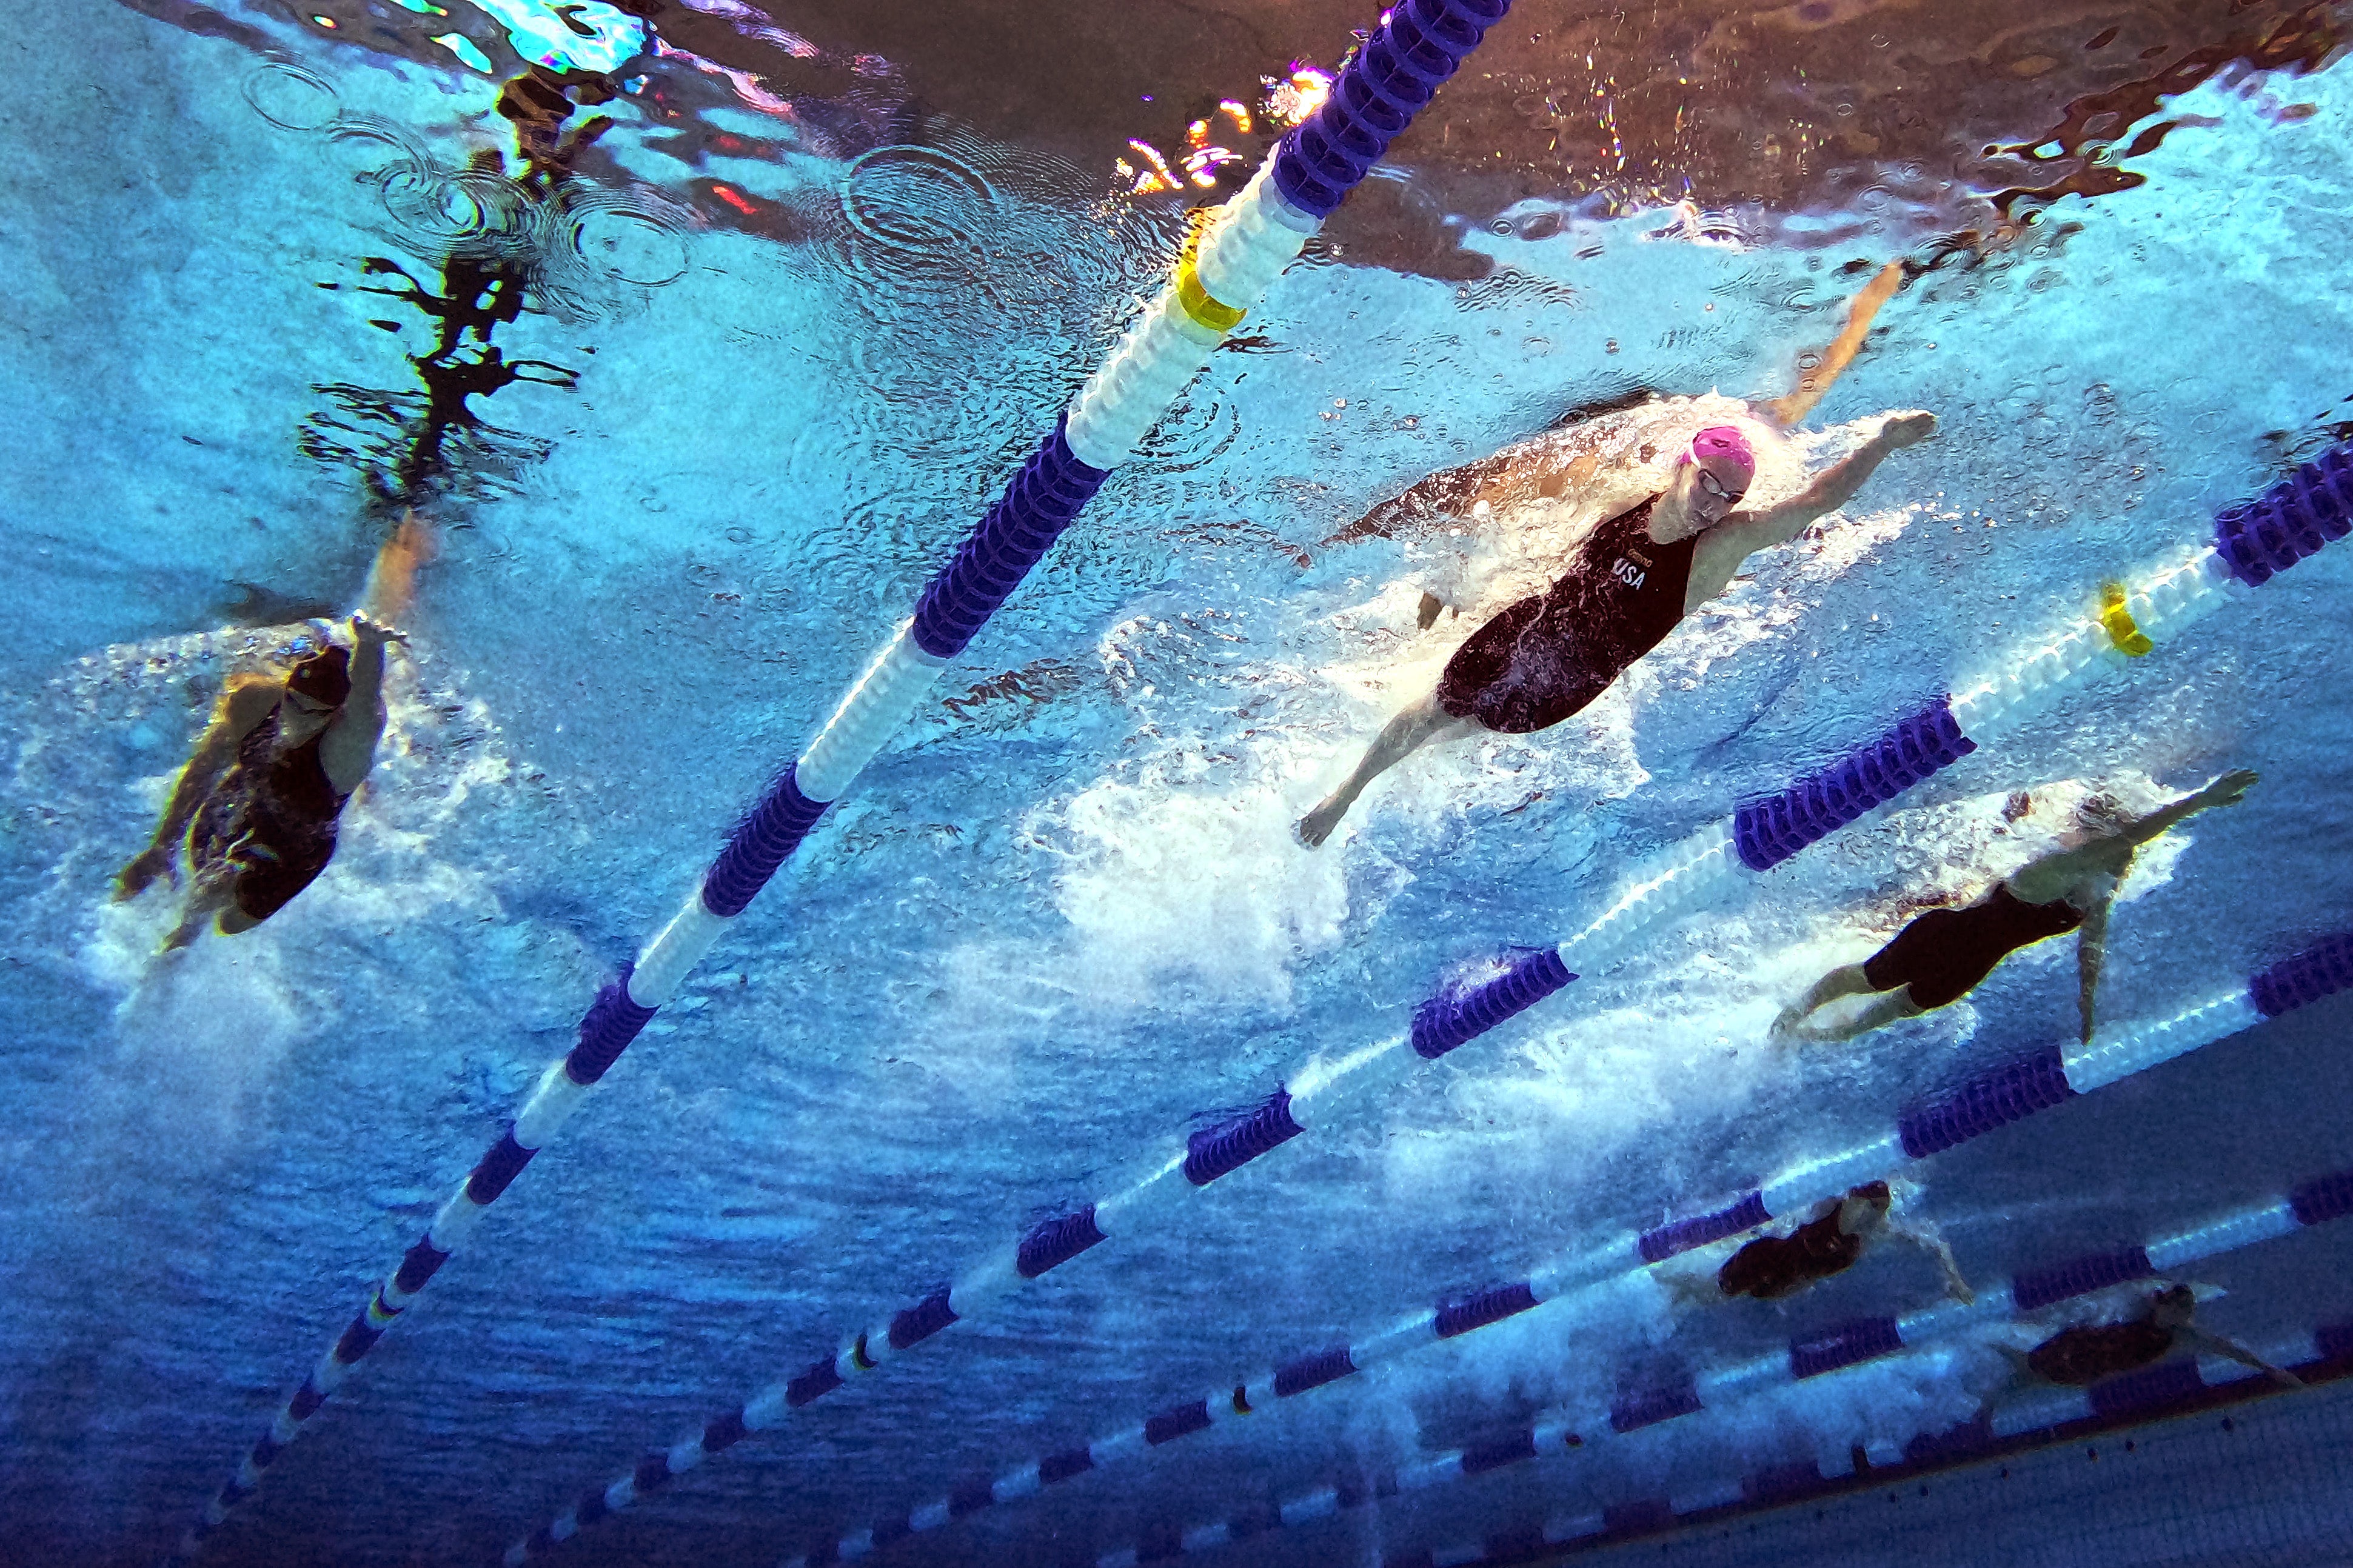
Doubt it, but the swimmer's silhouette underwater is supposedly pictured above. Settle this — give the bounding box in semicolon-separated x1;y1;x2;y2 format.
2003;1283;2303;1396
115;518;434;950
114;62;625;955
1715;1182;1973;1306
1659;1180;1975;1310
1774;769;2258;1044
1296;262;1934;847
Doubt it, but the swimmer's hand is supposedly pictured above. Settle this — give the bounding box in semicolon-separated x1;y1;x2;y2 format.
349;613;406;648
2199;768;2258;809
1879;411;1938;448
1294;809;1339;850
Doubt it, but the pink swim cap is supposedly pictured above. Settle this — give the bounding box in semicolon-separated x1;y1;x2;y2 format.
1687;425;1756;495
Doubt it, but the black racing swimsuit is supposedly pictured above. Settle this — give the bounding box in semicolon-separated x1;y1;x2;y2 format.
1718;1204;1864;1300
2027;1318;2177;1386
1436;495;1699;735
188;704;349;923
1861;884;2087;1012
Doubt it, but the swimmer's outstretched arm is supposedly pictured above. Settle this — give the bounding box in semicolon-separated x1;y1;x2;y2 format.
1744;412;1938;543
2074;892;2115;1046
2118;769;2258;845
115;678;279;899
2010;770;2257;907
2178;1324;2306;1391
1685;412;1938;604
319;619;394;796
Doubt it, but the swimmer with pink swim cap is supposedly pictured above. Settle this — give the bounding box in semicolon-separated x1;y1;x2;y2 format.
1297;406;1939;847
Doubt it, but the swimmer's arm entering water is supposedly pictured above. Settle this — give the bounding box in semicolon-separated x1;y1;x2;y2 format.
2075;891;2114;1046
1761;260;1906;429
358;511;437;626
1683;411;1938;607
115;677;279;899
2120;769;2258;846
319;618;394;796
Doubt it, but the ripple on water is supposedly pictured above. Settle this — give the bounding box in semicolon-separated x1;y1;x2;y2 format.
532;181;695;321
377;159;534;256
838;142;1001;301
550;184;693;289
242;60;340;133
833;128;1174;336
1128;390;1242;478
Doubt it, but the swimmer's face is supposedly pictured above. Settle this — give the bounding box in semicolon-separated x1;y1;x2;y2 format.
279;687;338;741
1679;455;1747;527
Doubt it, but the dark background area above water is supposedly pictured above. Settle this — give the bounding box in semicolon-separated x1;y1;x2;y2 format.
116;0;2346;277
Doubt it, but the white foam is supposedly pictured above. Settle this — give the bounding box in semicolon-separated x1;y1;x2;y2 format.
1038;756;1353;1012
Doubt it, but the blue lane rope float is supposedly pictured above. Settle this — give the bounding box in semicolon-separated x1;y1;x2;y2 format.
768;925;2353;1567
496;440;2350;1562
1034;1159;2353;1568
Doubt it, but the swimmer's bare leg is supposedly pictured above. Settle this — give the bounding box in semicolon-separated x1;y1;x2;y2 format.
161;881;233;952
1771;964;1875;1036
1779;985;1924;1044
1893;1221;1976;1305
1296;694;1475;848
1656;1263;1728;1312
1990;1344;2038;1398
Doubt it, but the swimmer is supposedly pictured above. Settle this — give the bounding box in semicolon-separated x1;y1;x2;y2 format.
2013;1283;2302;1392
1773;769;2257;1045
1711;1182;1974;1305
115;514;433;948
1296;410;1939;847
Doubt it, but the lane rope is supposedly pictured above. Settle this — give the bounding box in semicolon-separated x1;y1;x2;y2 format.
493;444;2352;1562
770;928;2353;1564
1049;1156;2353;1568
155;2;1520;1563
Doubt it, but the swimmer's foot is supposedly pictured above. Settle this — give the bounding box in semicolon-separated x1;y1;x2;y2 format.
1773;1013;1847;1046
113;848;176;901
